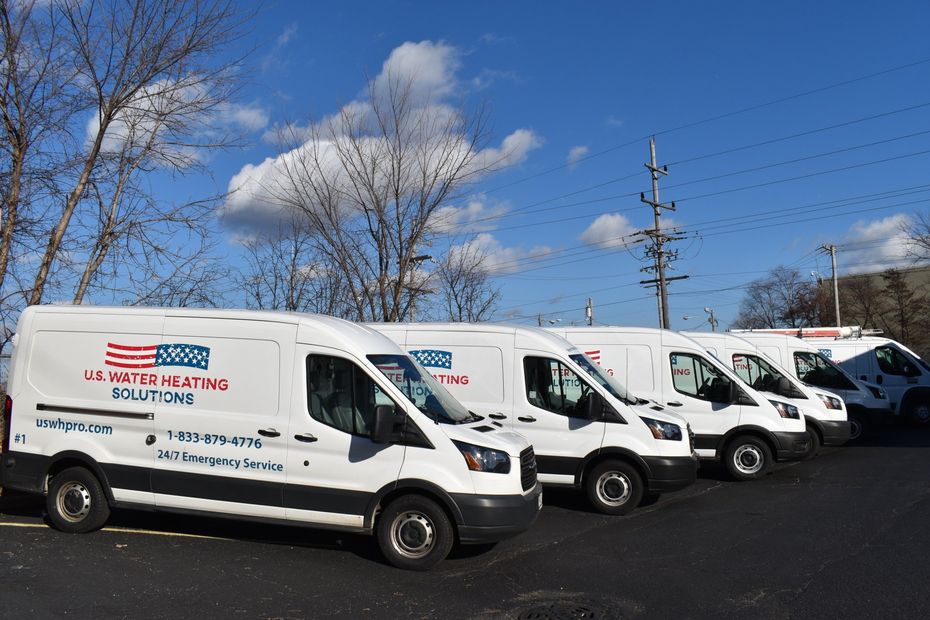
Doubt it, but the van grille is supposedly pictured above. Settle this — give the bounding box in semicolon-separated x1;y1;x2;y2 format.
520;446;537;491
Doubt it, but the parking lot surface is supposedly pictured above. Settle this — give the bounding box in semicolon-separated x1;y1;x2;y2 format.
2;426;929;619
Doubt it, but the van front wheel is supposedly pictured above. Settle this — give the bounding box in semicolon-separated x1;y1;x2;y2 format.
46;467;110;533
585;460;643;515
725;436;772;481
377;495;453;571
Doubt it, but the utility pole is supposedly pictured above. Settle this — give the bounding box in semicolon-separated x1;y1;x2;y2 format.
639;137;679;329
585;298;594;326
704;307;718;332
821;244;841;326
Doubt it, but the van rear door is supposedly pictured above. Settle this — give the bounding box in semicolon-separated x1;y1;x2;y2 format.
151;316;295;519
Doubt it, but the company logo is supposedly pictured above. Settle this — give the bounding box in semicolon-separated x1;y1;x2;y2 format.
585;349;601;364
409;349;453;369
819;348;833;359
105;342;211;370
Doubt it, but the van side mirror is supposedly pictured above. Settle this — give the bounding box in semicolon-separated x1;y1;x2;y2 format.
775;376;793;397
371;404;403;444
729;381;756;406
583;391;605;421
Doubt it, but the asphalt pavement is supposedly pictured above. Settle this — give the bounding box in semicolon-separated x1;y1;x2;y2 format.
2;426;929;619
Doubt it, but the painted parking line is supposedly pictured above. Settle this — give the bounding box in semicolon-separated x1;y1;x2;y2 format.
0;520;231;541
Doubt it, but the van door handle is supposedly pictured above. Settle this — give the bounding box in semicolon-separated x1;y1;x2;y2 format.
257;428;280;438
489;413;507;420
860;375;867;381
666;401;683;407
294;433;318;443
517;416;536;423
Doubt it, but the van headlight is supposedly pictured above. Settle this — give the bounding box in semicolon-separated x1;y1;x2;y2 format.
769;400;801;419
452;441;511;474
641;417;683;441
867;385;887;400
817;394;843;410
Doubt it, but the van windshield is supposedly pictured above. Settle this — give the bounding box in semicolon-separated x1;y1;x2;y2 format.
368;354;475;424
793;351;855;391
569;353;635;404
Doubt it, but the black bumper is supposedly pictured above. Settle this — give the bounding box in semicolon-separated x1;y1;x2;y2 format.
819;420;852;446
0;451;48;493
452;482;543;544
771;431;811;461
642;454;699;493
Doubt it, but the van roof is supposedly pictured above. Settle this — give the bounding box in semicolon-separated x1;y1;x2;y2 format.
21;305;400;357
553;325;713;352
371;322;580;354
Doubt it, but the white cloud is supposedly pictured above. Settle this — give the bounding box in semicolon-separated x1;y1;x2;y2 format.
840;213;917;274
471;128;543;171
566;145;589;170
276;22;298;47
226;40;542;225
430;195;510;234
471;68;518;91
448;233;553;275
373;40;460;102
606;115;624;128
579;213;638;249
217;102;270;132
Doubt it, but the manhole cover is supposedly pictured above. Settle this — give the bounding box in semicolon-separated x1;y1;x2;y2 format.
517;602;611;620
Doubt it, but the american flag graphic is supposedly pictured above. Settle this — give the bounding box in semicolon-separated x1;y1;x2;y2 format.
585;349;602;365
409;349;453;369
105;343;211;370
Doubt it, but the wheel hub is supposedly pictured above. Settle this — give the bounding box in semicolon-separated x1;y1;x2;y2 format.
596;471;631;506
58;482;91;522
733;445;763;475
391;512;435;559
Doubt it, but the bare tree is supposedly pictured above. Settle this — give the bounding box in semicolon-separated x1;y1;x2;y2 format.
28;0;246;306
904;212;930;262
0;0;73;294
732;266;824;329
261;74;506;322
435;242;500;322
238;213;352;315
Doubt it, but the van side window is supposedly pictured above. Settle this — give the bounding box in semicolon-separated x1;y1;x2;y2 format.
306;355;393;437
523;356;591;417
670;353;732;403
875;346;921;377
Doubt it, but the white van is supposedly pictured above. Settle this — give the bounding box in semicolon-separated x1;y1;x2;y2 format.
734;332;892;438
806;335;930;425
0;306;542;571
682;331;850;456
369;323;698;515
549;327;809;481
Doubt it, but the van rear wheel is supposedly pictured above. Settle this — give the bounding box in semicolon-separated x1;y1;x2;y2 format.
377;495;453;571
585;460;643;515
46;467;110;533
725;436;772;481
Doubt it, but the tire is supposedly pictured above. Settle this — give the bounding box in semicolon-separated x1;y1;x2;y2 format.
847;410;868;441
804;426;821;460
46;467;110;533
908;401;930;426
724;435;772;481
376;495;454;571
584;460;644;516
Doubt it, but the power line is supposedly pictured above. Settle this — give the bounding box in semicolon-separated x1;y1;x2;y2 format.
455;106;930;232
480;56;930;194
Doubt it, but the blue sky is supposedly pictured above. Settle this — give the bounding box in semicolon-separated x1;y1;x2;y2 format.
185;0;930;328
